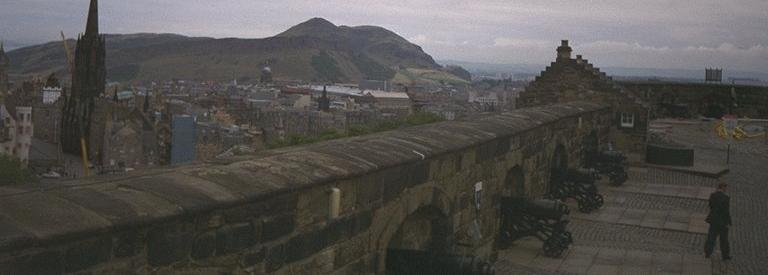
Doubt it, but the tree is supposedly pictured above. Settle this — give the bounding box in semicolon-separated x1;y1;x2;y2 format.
0;155;32;185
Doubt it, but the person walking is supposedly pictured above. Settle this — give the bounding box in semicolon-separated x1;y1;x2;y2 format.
705;182;732;260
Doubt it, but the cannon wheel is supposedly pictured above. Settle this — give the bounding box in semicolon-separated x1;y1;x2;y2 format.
609;173;625;186
595;194;604;208
609;168;629;186
542;238;566;258
577;199;593;213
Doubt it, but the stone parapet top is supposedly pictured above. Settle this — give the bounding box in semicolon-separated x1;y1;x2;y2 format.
0;102;608;252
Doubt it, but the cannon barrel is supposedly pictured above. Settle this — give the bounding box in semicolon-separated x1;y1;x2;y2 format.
525;199;570;219
566;168;598;183
600;150;627;161
386;249;495;275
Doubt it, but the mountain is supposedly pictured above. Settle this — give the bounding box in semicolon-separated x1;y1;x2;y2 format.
6;18;440;83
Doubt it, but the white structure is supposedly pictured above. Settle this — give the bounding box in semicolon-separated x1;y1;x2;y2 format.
0;105;34;164
468;91;500;106
42;86;62;104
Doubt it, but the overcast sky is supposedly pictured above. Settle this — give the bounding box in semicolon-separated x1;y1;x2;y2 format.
2;0;767;72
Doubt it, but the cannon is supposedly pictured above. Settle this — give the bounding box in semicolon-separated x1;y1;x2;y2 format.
588;150;629;186
498;198;573;258
547;168;605;213
386;249;495;275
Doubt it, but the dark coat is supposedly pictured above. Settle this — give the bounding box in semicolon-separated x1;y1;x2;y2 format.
707;191;732;226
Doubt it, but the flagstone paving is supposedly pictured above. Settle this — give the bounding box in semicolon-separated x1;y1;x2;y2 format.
494;121;767;275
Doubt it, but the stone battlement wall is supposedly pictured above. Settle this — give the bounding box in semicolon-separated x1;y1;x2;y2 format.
618;81;768;118
0;102;611;274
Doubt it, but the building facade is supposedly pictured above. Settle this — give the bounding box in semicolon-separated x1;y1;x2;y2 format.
518;40;650;153
0;41;34;165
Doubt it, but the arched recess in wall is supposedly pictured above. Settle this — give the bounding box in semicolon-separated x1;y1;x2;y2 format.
549;144;568;194
582;131;598;168
503;165;525;198
498;165;525;248
384;205;452;274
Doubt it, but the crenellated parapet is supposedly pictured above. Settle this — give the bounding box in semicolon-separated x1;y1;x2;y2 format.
518;40;651;153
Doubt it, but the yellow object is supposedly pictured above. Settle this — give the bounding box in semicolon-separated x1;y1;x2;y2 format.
80;138;89;177
714;120;767;140
61;31;75;74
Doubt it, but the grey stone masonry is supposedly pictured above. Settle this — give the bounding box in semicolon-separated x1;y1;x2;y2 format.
0;101;611;274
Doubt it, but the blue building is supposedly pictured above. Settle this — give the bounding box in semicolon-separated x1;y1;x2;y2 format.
170;115;196;165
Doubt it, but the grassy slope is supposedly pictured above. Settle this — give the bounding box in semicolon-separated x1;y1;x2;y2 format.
392;68;470;86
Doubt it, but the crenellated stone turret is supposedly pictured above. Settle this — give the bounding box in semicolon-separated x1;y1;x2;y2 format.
556;40;572;60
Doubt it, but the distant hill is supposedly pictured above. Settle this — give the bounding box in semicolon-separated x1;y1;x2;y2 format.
6;18;441;83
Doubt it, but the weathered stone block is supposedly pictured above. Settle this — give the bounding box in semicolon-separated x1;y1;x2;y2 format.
324;218;353;245
223;193;299;225
289;248;335;275
113;230;141;258
355;176;383;208
265;243;286;273
64;235;112;272
146;225;194;266
0;219;35;252
261;214;295;242
333;232;368;269
241;246;266;268
0;250;63;275
382;167;409;202
216;223;256;255
407;161;430;187
286;229;326;264
296;187;330;229
191;231;216;260
475;140;498;163
336;180;358;216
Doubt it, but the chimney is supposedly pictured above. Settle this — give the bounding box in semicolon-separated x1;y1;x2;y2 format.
576;55;583;64
557;40;572;60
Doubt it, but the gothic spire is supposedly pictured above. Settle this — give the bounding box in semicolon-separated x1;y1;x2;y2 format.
143;90;151;113
85;0;99;35
0;40;6;62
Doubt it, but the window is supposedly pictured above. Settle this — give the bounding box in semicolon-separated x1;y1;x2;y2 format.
620;112;635;128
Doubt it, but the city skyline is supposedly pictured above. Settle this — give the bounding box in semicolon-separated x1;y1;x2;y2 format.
1;0;767;72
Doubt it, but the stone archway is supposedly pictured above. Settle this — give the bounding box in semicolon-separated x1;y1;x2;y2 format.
372;185;454;274
582;131;599;168
385;205;452;275
503;165;525;198
549;144;568;194
498;165;525;248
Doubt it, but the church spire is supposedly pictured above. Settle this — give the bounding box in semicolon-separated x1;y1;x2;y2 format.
85;0;99;35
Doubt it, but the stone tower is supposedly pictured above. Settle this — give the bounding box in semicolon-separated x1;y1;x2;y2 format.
556;40;572;60
318;85;330;112
61;0;106;156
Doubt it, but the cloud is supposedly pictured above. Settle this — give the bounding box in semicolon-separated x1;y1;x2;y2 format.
492;38;550;48
576;41;768;71
1;0;767;72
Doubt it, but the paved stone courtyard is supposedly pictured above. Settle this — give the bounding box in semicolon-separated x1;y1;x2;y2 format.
494;121;768;274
